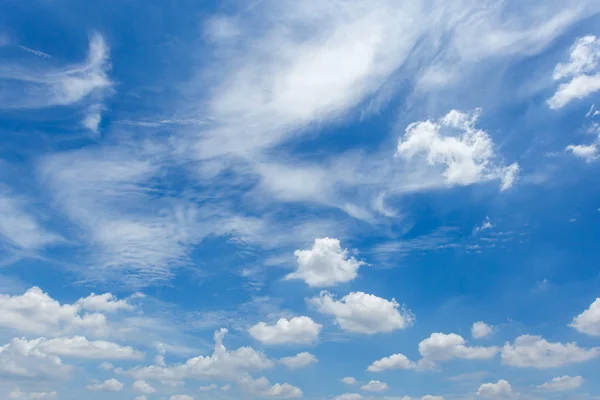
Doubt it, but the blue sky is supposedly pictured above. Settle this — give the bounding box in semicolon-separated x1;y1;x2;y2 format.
1;0;600;399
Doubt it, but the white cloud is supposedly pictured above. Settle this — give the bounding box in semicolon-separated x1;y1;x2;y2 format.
280;352;318;369
7;389;57;399
199;384;217;391
476;380;513;398
0;191;62;250
135;396;148;400
360;380;388;392
501;335;600;368
86;378;124;392
367;353;416;372
126;328;273;381
36;336;142;360
133;380;156;394
566;142;599;161
99;362;114;370
0;338;71;379
309;291;414;334
285;238;364;287
0;286;131;337
571;298;600;336
341;377;357;385
334;394;363;400
548;36;600;109
473;219;494;234
249;317;322;345
538;375;584;391
418;333;499;361
238;375;303;398
76;292;137;313
169;395;194;400
396;110;519;190
0;33;111;109
82;104;103;133
472;321;493;339
221;384;232;391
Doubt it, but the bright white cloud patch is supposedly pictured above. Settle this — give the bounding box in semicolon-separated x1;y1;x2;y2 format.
0;287;129;337
472;321;493;339
566;142;599;162
418;333;499;361
37;336;143;359
86;378;124;392
309;291;413;334
570;298;600;336
75;292;137;313
169;395;194;400
0;338;71;379
126;328;273;381
238;375;303;398
396;109;519;190
7;389;57;399
133;380;156;394
360;380;388;392
334;394;363;400
549;36;600;109
501;335;600;368
286;238;364;287
280;352;318;369
249;317;322;345
367;353;416;372
538;375;584;391
476;380;513;398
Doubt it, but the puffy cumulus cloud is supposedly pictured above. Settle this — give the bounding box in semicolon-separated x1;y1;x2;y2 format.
309;291;414;334
75;292;138;313
538;375;584;392
86;378;124;392
501;335;600;368
367;353;416;372
286;238;364;287
249;317;322;345
398;396;444;400
99;362;114;370
360;380;388;392
238;375;303;398
0;338;72;379
570;298;600;336
36;336;143;360
133;380;156;394
0;287;138;337
341;377;357;385
476;380;513;398
472;321;493;339
418;333;499;361
566;142;599;162
280;352;318;369
169;395;194;400
7;389;57;399
396;109;519;191
126;328;273;381
548;36;600;109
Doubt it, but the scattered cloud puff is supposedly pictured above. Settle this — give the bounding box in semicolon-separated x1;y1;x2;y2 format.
0;338;72;379
238;375;303;398
476;380;513;398
501;335;600;368
280;352;318;369
249;317;322;345
125;328;273;381
538;375;584;391
341;377;357;385
548;36;600;109
0;286;138;337
473;218;495;235
86;378;124;392
33;336;143;360
570;298;600;336
286;238;365;287
169;395;194;400
472;321;494;339
309;291;414;334
132;380;156;394
418;333;499;361
360;380;388;392
367;353;417;372
396;109;519;191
